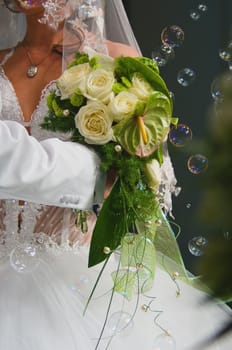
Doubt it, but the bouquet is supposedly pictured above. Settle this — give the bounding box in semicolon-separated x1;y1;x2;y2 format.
41;48;193;298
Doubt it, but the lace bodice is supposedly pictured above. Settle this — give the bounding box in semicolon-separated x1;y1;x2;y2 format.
0;58;96;268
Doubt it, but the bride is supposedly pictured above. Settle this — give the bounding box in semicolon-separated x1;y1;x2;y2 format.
0;1;231;349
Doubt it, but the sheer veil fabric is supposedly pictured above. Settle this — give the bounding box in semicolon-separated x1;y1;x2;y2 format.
0;0;141;52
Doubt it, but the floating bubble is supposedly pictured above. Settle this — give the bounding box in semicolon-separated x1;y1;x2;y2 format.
161;25;184;48
219;48;232;62
188;236;208;256
169;91;175;103
190;10;200;21
211;73;232;101
153;333;176;350
198;4;208;12
151;48;167;67
187;154;208;174
210;76;223;101
186;203;192;209
10;243;40;273
151;44;175;67
177;68;196;87
107;311;134;337
160;44;175;60
71;274;91;297
169;124;192;147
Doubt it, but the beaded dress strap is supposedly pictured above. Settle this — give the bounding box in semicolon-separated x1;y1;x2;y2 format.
0;48;15;66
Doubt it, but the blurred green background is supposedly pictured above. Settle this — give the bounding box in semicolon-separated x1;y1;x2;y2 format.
122;0;232;273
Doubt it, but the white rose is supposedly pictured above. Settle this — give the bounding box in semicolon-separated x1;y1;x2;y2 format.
129;73;153;101
109;91;138;122
86;68;115;104
57;63;91;99
144;159;161;191
75;102;113;145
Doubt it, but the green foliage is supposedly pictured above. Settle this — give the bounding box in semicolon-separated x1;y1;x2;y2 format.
70;91;85;107
135;56;159;74
112;82;127;94
121;76;132;88
67;51;89;68
89;56;98;69
40;110;76;132
41;51;180;270
114;56;170;99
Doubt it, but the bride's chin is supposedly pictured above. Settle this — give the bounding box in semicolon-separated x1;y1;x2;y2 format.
13;0;44;13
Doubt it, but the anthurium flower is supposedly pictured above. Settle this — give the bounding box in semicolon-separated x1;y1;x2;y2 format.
112;91;172;157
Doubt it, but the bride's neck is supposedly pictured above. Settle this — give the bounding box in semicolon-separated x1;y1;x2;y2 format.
23;17;63;50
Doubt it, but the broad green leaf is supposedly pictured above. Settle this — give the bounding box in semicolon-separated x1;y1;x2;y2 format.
88;179;127;267
114;56;171;99
113;91;172;157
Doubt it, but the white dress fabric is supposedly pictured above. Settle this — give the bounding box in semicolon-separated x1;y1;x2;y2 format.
0;58;231;350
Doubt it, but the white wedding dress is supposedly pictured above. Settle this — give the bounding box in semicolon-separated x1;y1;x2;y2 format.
0;55;231;350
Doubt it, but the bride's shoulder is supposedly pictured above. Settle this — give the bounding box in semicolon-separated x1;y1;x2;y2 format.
106;40;139;58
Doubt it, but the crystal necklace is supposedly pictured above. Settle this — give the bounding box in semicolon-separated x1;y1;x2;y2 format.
22;43;53;78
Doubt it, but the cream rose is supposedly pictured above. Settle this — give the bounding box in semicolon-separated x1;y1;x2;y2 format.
144;159;161;191
75;102;113;144
129;73;153;101
57;63;91;99
109;91;138;122
85;68;115;104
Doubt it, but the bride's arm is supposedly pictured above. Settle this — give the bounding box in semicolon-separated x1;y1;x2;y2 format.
106;40;140;57
0;120;100;209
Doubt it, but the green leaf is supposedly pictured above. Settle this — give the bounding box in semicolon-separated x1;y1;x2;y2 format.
113;91;172;157
88;179;127;267
114;56;170;99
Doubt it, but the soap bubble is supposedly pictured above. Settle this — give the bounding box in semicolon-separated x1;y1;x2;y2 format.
152;45;175;67
161;25;184;48
211;76;223;101
169;124;192;147
188;236;208;256
10;243;40;273
152;48;168;67
212;73;232;101
198;4;208;12
187;154;208;174
153;333;176;350
107;311;134;337
160;44;175;60
190;10;200;21
177;68;196;87
219;48;232;62
71;274;91;297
